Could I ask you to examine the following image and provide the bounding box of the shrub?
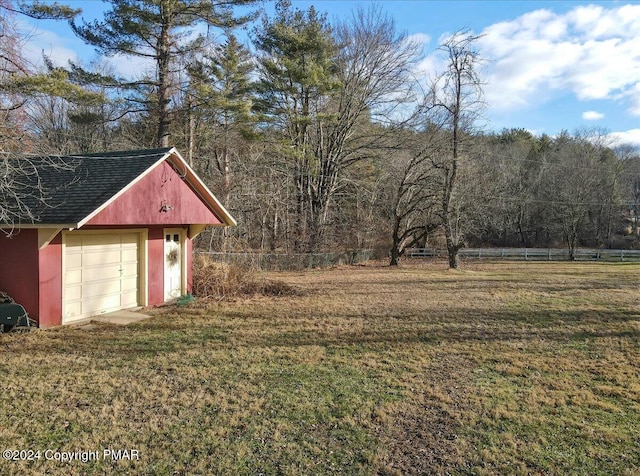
[192,255,298,299]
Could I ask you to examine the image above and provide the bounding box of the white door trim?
[163,228,186,300]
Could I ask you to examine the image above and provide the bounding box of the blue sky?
[18,0,640,146]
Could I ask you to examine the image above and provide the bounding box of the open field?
[1,260,639,475]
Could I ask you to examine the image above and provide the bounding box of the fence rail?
[197,248,640,270]
[406,248,640,261]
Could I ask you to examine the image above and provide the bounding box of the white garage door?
[63,232,140,323]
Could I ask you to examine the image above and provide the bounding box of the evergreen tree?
[187,33,255,206]
[254,0,340,251]
[65,0,257,147]
[255,2,418,252]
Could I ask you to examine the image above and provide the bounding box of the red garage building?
[0,147,235,328]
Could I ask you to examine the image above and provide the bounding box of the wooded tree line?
[2,0,640,267]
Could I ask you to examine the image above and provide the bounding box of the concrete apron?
[70,307,151,327]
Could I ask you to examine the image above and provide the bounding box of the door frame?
[163,228,187,300]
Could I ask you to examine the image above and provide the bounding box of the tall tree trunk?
[433,31,484,269]
[187,95,194,167]
[389,215,402,266]
[443,146,461,267]
[442,53,463,269]
[294,162,309,252]
[271,205,279,251]
[517,206,527,246]
[443,215,460,269]
[220,145,231,208]
[156,14,171,148]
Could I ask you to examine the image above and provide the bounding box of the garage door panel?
[121,290,138,308]
[65,302,82,319]
[65,284,82,302]
[66,269,82,285]
[122,248,138,262]
[121,275,138,290]
[120,263,138,277]
[83,250,121,267]
[81,234,117,246]
[63,232,141,324]
[83,280,122,299]
[84,263,123,281]
[120,233,138,244]
[83,295,121,315]
[66,252,82,269]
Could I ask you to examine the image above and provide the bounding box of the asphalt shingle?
[4,148,172,225]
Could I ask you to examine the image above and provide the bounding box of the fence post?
[525,248,528,261]
[548,248,551,261]
[621,250,625,262]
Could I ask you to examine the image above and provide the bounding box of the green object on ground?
[176,294,195,307]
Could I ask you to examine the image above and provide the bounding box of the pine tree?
[254,0,340,251]
[187,33,255,207]
[66,0,258,147]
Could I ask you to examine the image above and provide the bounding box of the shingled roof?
[4,147,235,228]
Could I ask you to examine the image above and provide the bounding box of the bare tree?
[543,130,620,259]
[0,0,31,152]
[0,1,78,230]
[0,155,80,234]
[255,2,419,251]
[428,30,485,268]
[386,127,442,265]
[474,129,551,246]
[618,145,640,242]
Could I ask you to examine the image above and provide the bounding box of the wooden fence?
[197,248,640,270]
[406,248,640,262]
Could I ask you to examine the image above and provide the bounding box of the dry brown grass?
[191,255,298,299]
[0,260,638,475]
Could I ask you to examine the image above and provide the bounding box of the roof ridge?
[63,147,174,159]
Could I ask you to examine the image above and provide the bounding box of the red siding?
[0,230,40,324]
[86,161,223,226]
[146,226,192,305]
[147,226,165,306]
[38,234,62,328]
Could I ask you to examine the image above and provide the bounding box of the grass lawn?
[1,260,639,475]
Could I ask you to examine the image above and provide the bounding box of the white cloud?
[17,20,82,69]
[476,4,640,115]
[568,4,640,40]
[625,83,640,116]
[608,129,640,147]
[17,18,156,79]
[582,110,604,121]
[406,33,431,47]
[17,13,223,81]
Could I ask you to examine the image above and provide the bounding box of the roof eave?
[0,223,77,229]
